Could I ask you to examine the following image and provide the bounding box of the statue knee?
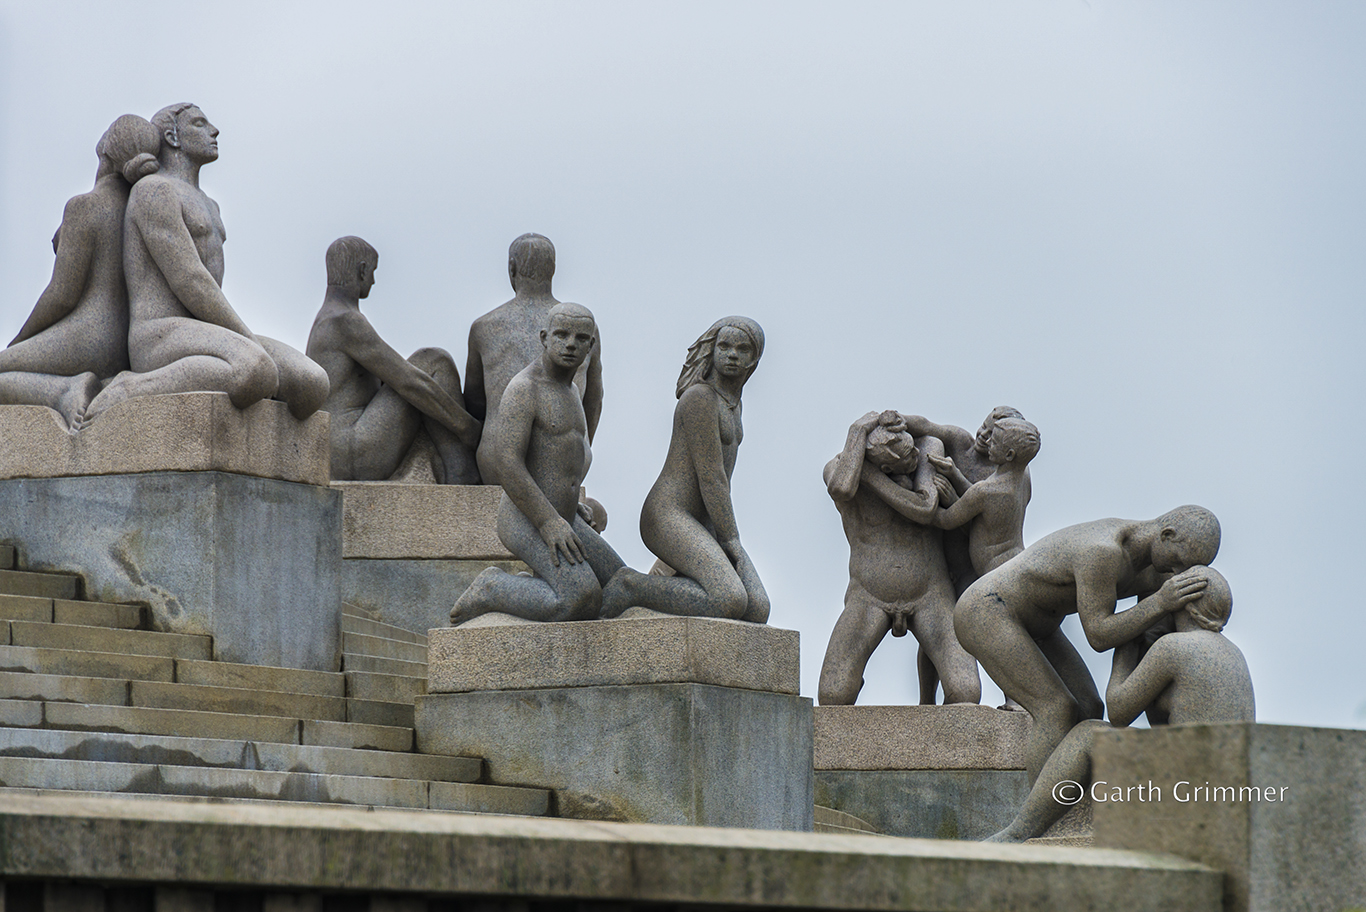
[285,356,329,420]
[715,587,749,621]
[1077,694,1105,722]
[817,665,860,705]
[408,346,458,381]
[559,577,604,621]
[227,346,279,409]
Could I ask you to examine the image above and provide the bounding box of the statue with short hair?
[0,114,161,426]
[955,504,1223,783]
[450,303,625,624]
[307,236,479,483]
[986,566,1254,842]
[816,409,981,705]
[81,103,328,425]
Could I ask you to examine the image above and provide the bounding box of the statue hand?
[719,537,745,565]
[576,500,595,525]
[539,516,585,566]
[1158,567,1209,612]
[855,411,881,430]
[933,474,957,505]
[928,453,955,474]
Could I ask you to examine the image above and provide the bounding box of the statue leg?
[450,497,605,624]
[407,347,479,485]
[916,647,940,705]
[986,719,1108,843]
[1037,629,1105,722]
[910,577,981,705]
[336,387,424,481]
[955,590,1079,784]
[258,336,329,420]
[0,306,128,379]
[0,371,100,427]
[816,583,891,705]
[621,505,748,619]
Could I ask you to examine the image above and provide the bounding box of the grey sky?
[2,2,1362,727]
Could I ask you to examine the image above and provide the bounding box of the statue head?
[974,405,1024,453]
[1183,566,1233,632]
[987,417,1040,467]
[865,411,919,475]
[95,115,160,184]
[539,302,597,371]
[675,316,765,399]
[151,103,218,165]
[326,236,379,298]
[1152,505,1222,573]
[508,233,556,289]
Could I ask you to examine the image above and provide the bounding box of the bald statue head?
[1153,505,1222,574]
[1183,566,1233,632]
[509,233,556,289]
[975,405,1025,454]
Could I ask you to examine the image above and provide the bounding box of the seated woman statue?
[986,565,1254,842]
[0,114,161,426]
[602,316,770,622]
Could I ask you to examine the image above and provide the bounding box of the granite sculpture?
[817,410,980,705]
[0,115,161,426]
[955,505,1222,782]
[307,236,480,483]
[987,566,1254,842]
[600,317,769,622]
[450,303,625,624]
[81,103,328,426]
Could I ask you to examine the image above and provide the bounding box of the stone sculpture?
[955,505,1222,783]
[450,303,625,624]
[987,566,1254,842]
[600,317,769,623]
[816,410,980,705]
[307,236,480,483]
[0,115,161,426]
[81,104,328,425]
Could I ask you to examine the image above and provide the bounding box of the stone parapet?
[428,614,800,694]
[815,704,1030,770]
[0,393,329,485]
[335,482,512,560]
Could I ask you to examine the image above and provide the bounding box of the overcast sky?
[2,2,1363,729]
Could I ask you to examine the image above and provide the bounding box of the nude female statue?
[601,316,770,622]
[0,114,161,425]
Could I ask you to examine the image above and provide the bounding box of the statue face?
[541,314,596,370]
[175,107,219,164]
[359,260,377,299]
[987,429,1013,465]
[974,414,997,453]
[1152,529,1209,574]
[868,431,918,475]
[713,326,757,379]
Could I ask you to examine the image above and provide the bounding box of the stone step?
[345,670,426,703]
[814,822,887,837]
[174,658,345,698]
[342,653,426,677]
[814,805,879,834]
[302,719,412,752]
[0,568,79,600]
[346,698,414,729]
[342,631,427,664]
[341,611,429,647]
[130,680,347,723]
[0,596,145,629]
[0,644,175,682]
[0,727,480,783]
[0,670,129,706]
[0,595,53,623]
[9,621,211,660]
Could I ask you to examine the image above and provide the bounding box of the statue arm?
[1076,555,1179,652]
[339,313,480,449]
[927,451,973,495]
[935,482,988,530]
[681,387,740,546]
[584,335,603,443]
[132,185,255,338]
[463,326,487,423]
[12,202,96,344]
[1106,638,1176,727]
[826,412,879,502]
[488,382,559,530]
[899,414,971,452]
[857,462,937,524]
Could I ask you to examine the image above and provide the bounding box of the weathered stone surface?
[1093,722,1366,912]
[0,394,329,485]
[11,622,211,660]
[346,699,414,729]
[0,698,43,726]
[336,483,511,559]
[173,659,344,699]
[429,616,799,694]
[814,705,1029,770]
[0,569,79,600]
[52,599,142,629]
[0,472,341,671]
[44,702,300,744]
[0,793,1224,911]
[0,671,127,706]
[0,595,51,622]
[0,644,174,682]
[428,781,551,816]
[343,631,427,664]
[344,671,425,703]
[341,558,524,635]
[416,683,813,831]
[816,769,1030,840]
[129,681,346,722]
[341,611,428,646]
[301,720,412,753]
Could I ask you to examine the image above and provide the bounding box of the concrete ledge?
[429,616,800,694]
[0,792,1223,911]
[0,393,329,486]
[816,769,1029,840]
[335,483,512,560]
[815,705,1030,770]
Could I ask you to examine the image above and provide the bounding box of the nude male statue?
[464,234,603,484]
[817,410,981,706]
[955,505,1222,783]
[307,236,480,483]
[82,103,328,424]
[987,566,1253,842]
[450,303,625,625]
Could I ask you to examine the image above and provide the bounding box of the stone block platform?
[417,615,813,831]
[813,705,1032,840]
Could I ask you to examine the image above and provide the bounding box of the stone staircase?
[814,804,882,835]
[0,545,551,816]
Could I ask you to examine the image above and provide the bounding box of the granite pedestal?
[416,615,813,831]
[336,482,526,633]
[1093,723,1366,912]
[813,705,1032,839]
[0,394,340,672]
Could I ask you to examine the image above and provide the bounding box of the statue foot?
[57,372,100,430]
[450,569,500,626]
[76,371,136,431]
[998,697,1027,712]
[600,567,647,619]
